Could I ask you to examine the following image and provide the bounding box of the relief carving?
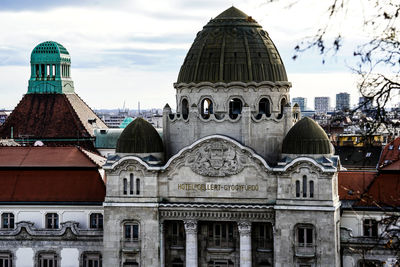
[186,141,247,177]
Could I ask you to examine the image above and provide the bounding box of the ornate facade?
[103,7,341,267]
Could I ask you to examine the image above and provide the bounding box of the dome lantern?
[28,41,74,94]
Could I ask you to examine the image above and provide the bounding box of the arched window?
[309,180,314,198]
[277,98,286,119]
[302,175,307,198]
[129,174,134,195]
[201,98,213,119]
[1,213,14,229]
[181,99,189,120]
[123,178,128,195]
[295,181,300,198]
[45,213,59,229]
[90,213,103,229]
[229,98,242,119]
[136,179,140,195]
[258,98,271,117]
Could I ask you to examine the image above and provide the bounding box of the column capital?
[238,221,252,236]
[183,219,198,234]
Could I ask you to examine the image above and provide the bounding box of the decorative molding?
[173,81,291,90]
[0,221,103,240]
[183,220,198,234]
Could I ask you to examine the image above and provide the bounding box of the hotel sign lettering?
[178,183,259,192]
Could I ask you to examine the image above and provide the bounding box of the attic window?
[100,130,107,134]
[398,145,400,150]
[366,152,372,157]
[389,145,394,150]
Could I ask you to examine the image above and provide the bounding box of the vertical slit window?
[181,99,189,120]
[136,179,140,195]
[309,181,314,198]
[129,174,134,195]
[302,176,307,197]
[123,178,127,195]
[295,181,300,197]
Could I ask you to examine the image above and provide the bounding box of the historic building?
[0,41,107,151]
[0,6,399,267]
[103,7,341,267]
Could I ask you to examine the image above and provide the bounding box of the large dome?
[177,7,288,84]
[116,118,163,154]
[282,117,332,155]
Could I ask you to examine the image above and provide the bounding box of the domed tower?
[163,6,292,163]
[28,41,74,94]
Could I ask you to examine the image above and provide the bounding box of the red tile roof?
[0,147,99,168]
[357,173,400,207]
[338,171,377,200]
[378,136,400,169]
[0,94,107,151]
[0,169,105,202]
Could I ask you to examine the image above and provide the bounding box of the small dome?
[282,117,332,154]
[31,41,70,63]
[116,118,163,153]
[177,6,287,84]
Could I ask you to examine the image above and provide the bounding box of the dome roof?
[116,118,163,154]
[282,117,332,154]
[177,6,287,84]
[31,41,70,63]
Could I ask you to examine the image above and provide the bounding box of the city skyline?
[0,0,396,110]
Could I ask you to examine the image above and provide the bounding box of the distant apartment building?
[336,92,350,111]
[314,97,330,114]
[358,96,373,111]
[292,97,307,111]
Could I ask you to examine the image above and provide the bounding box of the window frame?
[37,251,59,267]
[228,98,243,119]
[296,225,315,247]
[89,213,103,230]
[0,252,13,267]
[81,252,102,267]
[258,97,271,117]
[363,219,378,237]
[1,213,14,229]
[45,213,59,229]
[124,222,140,242]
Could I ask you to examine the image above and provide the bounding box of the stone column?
[238,221,252,267]
[160,222,165,267]
[183,219,198,267]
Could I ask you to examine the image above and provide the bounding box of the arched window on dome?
[229,98,242,119]
[201,98,213,119]
[181,98,189,120]
[277,98,287,119]
[258,98,271,117]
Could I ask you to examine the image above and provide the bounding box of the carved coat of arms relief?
[186,140,247,177]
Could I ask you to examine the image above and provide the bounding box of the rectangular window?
[302,176,307,197]
[90,213,103,229]
[38,253,57,267]
[298,227,313,246]
[296,181,300,197]
[0,253,12,267]
[129,175,134,195]
[46,213,59,229]
[1,213,14,229]
[123,178,127,195]
[363,219,378,237]
[309,181,314,198]
[83,253,102,267]
[124,223,139,241]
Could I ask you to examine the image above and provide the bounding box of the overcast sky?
[0,0,395,110]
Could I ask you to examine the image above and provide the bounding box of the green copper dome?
[116,118,164,153]
[31,41,70,64]
[177,6,288,84]
[282,117,332,154]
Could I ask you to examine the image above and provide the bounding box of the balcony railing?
[121,239,141,253]
[294,244,316,257]
[254,238,273,251]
